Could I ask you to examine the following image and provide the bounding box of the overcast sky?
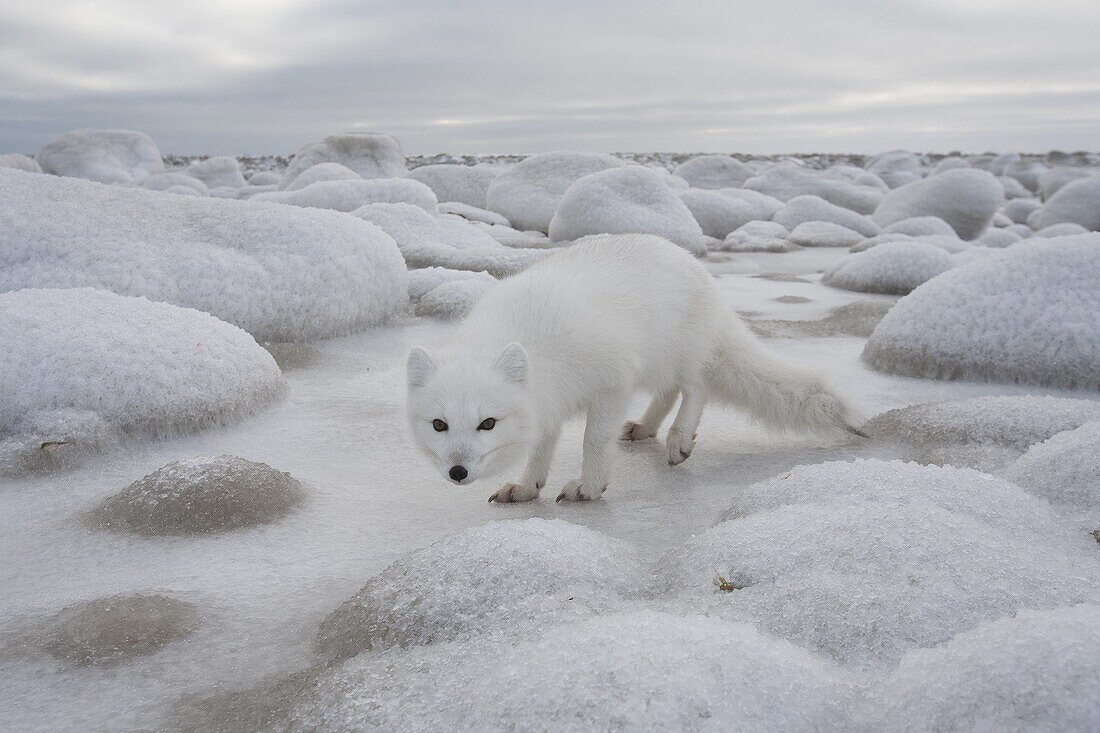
[2,0,1098,156]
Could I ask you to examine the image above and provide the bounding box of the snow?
[0,168,409,342]
[864,150,923,188]
[1033,222,1090,237]
[863,235,1100,389]
[882,215,956,237]
[484,151,622,232]
[0,153,42,172]
[36,129,164,184]
[744,163,883,214]
[1002,197,1042,223]
[415,278,495,319]
[932,156,969,174]
[873,169,1003,240]
[184,156,246,189]
[1002,159,1047,192]
[282,161,361,191]
[141,171,209,195]
[548,166,706,255]
[787,221,864,247]
[1006,421,1100,513]
[721,220,794,252]
[677,188,762,238]
[246,170,282,186]
[408,163,498,208]
[1039,166,1092,201]
[281,132,405,188]
[772,195,881,237]
[977,228,1022,248]
[822,241,955,295]
[407,266,495,304]
[998,175,1031,199]
[0,289,284,477]
[253,177,438,213]
[1033,174,1100,231]
[438,200,510,226]
[672,154,755,189]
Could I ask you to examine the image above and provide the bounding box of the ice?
[672,154,755,188]
[823,241,955,295]
[1039,166,1093,201]
[253,177,438,213]
[744,163,884,214]
[746,300,893,339]
[864,150,923,188]
[184,156,246,189]
[280,132,405,188]
[863,235,1100,389]
[1033,174,1100,230]
[548,167,706,255]
[882,215,956,237]
[141,172,209,196]
[408,163,498,208]
[282,162,361,191]
[787,221,864,247]
[0,168,408,342]
[867,605,1100,732]
[36,128,164,184]
[1006,421,1100,513]
[315,518,645,660]
[0,153,42,172]
[873,169,1003,240]
[772,195,881,236]
[415,279,494,319]
[484,151,622,232]
[678,188,762,238]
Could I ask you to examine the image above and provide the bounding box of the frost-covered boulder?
[316,519,644,660]
[253,178,437,213]
[787,221,864,248]
[1002,197,1042,224]
[882,215,956,238]
[484,151,622,232]
[1033,222,1089,238]
[715,187,784,219]
[140,171,209,196]
[672,154,754,189]
[0,153,41,173]
[721,221,794,252]
[36,128,164,184]
[408,164,497,208]
[863,236,1100,389]
[865,150,923,188]
[1039,166,1092,201]
[772,195,880,237]
[676,188,761,238]
[873,169,1002,240]
[0,168,408,341]
[415,279,495,320]
[247,170,282,186]
[184,156,246,189]
[869,606,1100,732]
[281,132,405,188]
[1002,160,1047,192]
[282,162,360,191]
[932,156,969,174]
[0,289,283,476]
[1006,421,1100,512]
[998,175,1031,200]
[1032,174,1100,231]
[548,167,705,255]
[439,201,510,227]
[977,228,1022,248]
[408,267,495,304]
[91,455,302,535]
[744,163,883,214]
[822,241,955,295]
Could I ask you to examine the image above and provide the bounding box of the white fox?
[406,234,863,503]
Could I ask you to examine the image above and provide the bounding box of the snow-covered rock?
[141,172,209,196]
[1033,222,1090,237]
[677,188,761,238]
[415,279,495,320]
[246,170,282,186]
[932,156,969,175]
[281,132,405,188]
[1032,174,1100,231]
[1002,197,1042,224]
[822,241,954,295]
[873,169,1002,240]
[548,167,705,255]
[744,163,883,214]
[865,150,923,188]
[408,164,498,208]
[787,221,864,247]
[438,201,510,226]
[998,175,1031,200]
[721,220,794,252]
[977,228,1022,248]
[0,168,408,342]
[715,187,784,219]
[0,153,41,173]
[863,235,1100,389]
[882,215,956,238]
[184,156,246,189]
[253,178,438,213]
[36,129,164,184]
[1006,421,1100,512]
[772,195,880,237]
[484,151,622,232]
[1002,159,1047,192]
[282,162,361,191]
[1039,166,1092,201]
[672,154,754,189]
[407,267,495,304]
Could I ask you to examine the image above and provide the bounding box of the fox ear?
[494,342,528,385]
[407,347,435,388]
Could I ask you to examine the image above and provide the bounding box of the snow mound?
[548,167,705,255]
[1000,199,1040,224]
[281,132,405,188]
[657,502,1099,666]
[999,175,1031,200]
[744,163,883,214]
[787,221,864,247]
[1002,159,1047,192]
[141,172,208,196]
[0,168,408,341]
[672,154,754,189]
[1033,222,1089,237]
[823,241,954,295]
[865,150,923,188]
[0,153,42,172]
[37,594,199,667]
[1033,174,1100,231]
[484,151,622,232]
[677,188,762,238]
[863,236,1100,389]
[873,169,1002,240]
[315,518,644,661]
[772,195,880,237]
[247,171,282,186]
[184,156,246,189]
[932,156,969,174]
[91,455,302,535]
[282,162,360,191]
[1006,421,1100,512]
[36,128,164,184]
[0,289,283,476]
[254,178,437,213]
[721,220,794,252]
[716,187,784,218]
[438,201,510,226]
[882,215,956,237]
[977,228,1022,248]
[1039,166,1092,201]
[416,279,495,319]
[407,267,495,303]
[408,164,497,208]
[869,605,1100,732]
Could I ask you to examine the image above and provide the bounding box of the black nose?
[449,465,468,482]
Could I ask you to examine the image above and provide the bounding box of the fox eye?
[432,419,448,432]
[477,418,496,431]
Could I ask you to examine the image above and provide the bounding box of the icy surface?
[823,241,955,295]
[0,168,408,341]
[36,128,164,184]
[672,154,755,189]
[281,132,405,188]
[873,169,1002,240]
[1006,421,1100,513]
[408,163,498,208]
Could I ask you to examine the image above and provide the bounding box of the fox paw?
[555,479,606,502]
[489,483,539,503]
[621,420,657,441]
[666,429,696,466]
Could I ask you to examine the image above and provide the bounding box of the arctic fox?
[406,234,863,503]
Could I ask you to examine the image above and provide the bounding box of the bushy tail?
[705,314,867,437]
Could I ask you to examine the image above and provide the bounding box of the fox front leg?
[489,426,561,503]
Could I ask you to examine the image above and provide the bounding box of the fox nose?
[449,465,468,482]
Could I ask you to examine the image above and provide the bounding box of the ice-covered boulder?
[932,156,969,174]
[415,279,495,320]
[0,153,41,173]
[484,151,622,232]
[1002,197,1042,224]
[822,241,954,295]
[865,150,923,188]
[672,154,754,189]
[408,164,498,208]
[977,228,1022,248]
[141,171,208,196]
[772,195,880,237]
[91,455,303,535]
[438,201,510,226]
[1033,222,1089,238]
[715,187,784,219]
[0,289,283,476]
[721,220,794,252]
[407,267,495,304]
[0,168,407,341]
[253,178,437,213]
[1002,159,1047,192]
[316,519,644,660]
[36,128,164,184]
[1032,174,1100,231]
[677,188,761,238]
[998,175,1031,200]
[882,215,956,238]
[281,132,405,188]
[873,169,1002,240]
[282,162,360,191]
[548,167,705,255]
[246,170,282,186]
[863,235,1100,389]
[1006,421,1100,513]
[868,606,1100,732]
[1039,166,1092,201]
[786,221,862,247]
[744,163,883,214]
[184,156,246,189]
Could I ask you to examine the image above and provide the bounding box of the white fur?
[406,234,861,502]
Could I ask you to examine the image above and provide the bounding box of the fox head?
[405,342,532,485]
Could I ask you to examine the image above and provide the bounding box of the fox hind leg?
[667,382,706,466]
